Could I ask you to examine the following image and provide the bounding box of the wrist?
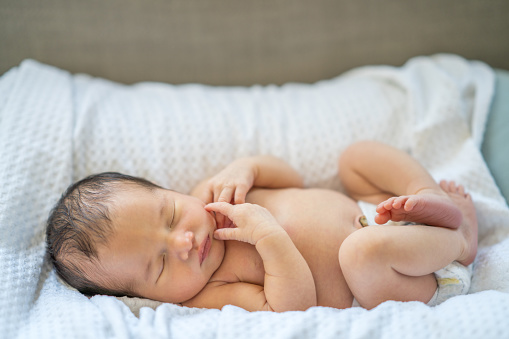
[232,157,258,183]
[255,228,293,258]
[239,157,259,184]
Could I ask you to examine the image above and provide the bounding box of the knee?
[338,141,381,194]
[338,142,364,173]
[339,141,381,165]
[339,228,389,277]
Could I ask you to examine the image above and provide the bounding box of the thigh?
[347,263,437,309]
[339,226,439,309]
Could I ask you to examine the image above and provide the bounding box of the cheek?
[168,274,209,303]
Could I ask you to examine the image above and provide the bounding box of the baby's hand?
[203,159,256,204]
[205,202,285,245]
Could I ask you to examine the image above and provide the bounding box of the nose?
[171,231,194,261]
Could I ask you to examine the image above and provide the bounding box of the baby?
[46,141,478,311]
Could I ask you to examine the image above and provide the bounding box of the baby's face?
[94,186,225,303]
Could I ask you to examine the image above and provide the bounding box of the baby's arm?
[205,202,316,312]
[192,156,303,204]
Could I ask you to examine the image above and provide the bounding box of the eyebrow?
[159,195,166,220]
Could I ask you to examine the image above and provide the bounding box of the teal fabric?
[482,69,509,204]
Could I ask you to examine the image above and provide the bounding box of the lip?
[199,235,211,265]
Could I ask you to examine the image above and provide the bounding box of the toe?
[376,203,386,214]
[403,197,417,211]
[440,180,449,192]
[384,197,397,210]
[392,197,404,209]
[395,196,411,210]
[375,212,390,224]
[448,181,457,192]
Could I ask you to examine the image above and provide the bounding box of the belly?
[247,188,363,308]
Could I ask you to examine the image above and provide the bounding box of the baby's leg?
[339,182,477,309]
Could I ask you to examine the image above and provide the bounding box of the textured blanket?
[1,55,508,338]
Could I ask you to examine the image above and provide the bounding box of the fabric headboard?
[1,0,508,85]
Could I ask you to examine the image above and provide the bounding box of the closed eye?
[168,200,176,228]
[156,254,165,282]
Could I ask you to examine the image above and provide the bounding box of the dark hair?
[46,172,162,297]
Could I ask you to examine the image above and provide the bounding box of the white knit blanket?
[1,55,508,338]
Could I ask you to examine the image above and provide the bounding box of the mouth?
[199,234,211,266]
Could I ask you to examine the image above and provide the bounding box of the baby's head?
[46,172,224,303]
[46,172,162,297]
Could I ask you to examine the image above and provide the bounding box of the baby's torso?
[211,187,363,309]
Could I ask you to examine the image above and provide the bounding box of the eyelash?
[158,254,165,281]
[159,200,174,281]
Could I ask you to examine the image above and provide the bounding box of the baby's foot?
[440,181,478,266]
[375,184,462,228]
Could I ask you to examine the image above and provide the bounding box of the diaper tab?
[359,215,369,227]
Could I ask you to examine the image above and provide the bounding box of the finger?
[234,185,249,204]
[216,212,226,229]
[213,186,221,203]
[218,186,234,203]
[214,228,238,241]
[223,216,235,228]
[205,202,234,217]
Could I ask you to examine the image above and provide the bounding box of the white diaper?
[357,200,379,226]
[426,261,472,306]
[352,201,472,307]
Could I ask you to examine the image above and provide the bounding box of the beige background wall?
[1,0,508,85]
